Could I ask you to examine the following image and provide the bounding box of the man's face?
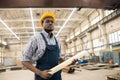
[42,17,54,32]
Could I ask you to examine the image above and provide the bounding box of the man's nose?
[49,21,53,25]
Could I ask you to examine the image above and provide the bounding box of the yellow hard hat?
[40,13,56,27]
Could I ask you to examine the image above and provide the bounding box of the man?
[22,13,63,80]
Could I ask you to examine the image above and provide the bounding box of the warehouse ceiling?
[0,8,95,45]
[0,0,120,46]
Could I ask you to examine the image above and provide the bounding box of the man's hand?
[22,61,52,79]
[37,70,52,79]
[59,58,65,63]
[70,59,78,65]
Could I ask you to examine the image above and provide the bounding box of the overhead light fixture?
[56,8,76,37]
[29,8,35,35]
[0,19,20,40]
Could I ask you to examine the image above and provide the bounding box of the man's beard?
[44,29,53,33]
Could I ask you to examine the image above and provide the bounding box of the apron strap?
[40,33,48,45]
[54,36,58,46]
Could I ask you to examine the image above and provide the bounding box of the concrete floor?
[0,68,120,80]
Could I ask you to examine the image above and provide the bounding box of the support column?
[66,42,70,55]
[0,36,3,64]
[68,42,72,55]
[86,32,94,53]
[73,29,77,54]
[78,38,84,51]
[60,41,66,54]
[0,47,1,64]
[72,40,77,54]
[98,24,109,48]
[20,39,23,54]
[98,9,105,18]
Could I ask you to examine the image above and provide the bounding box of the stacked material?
[0,67,6,72]
[0,64,6,72]
[107,72,120,80]
[62,66,75,73]
[0,66,24,72]
[82,63,119,70]
[62,64,81,73]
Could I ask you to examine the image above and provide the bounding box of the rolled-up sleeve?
[21,36,37,63]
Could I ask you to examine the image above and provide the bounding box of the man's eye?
[51,21,53,23]
[46,20,54,23]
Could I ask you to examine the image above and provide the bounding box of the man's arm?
[22,61,52,79]
[22,36,52,79]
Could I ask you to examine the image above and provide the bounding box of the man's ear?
[41,21,44,26]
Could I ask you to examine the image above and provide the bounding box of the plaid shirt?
[22,30,61,63]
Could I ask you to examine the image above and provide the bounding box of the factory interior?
[0,0,120,80]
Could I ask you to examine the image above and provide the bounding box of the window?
[109,31,119,43]
[91,16,102,25]
[118,30,120,41]
[82,24,89,31]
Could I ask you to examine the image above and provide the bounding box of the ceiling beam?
[0,8,74,11]
[0,26,73,30]
[0,0,119,9]
[0,29,70,35]
[3,19,83,22]
[8,41,28,45]
[7,37,67,45]
[2,32,68,38]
